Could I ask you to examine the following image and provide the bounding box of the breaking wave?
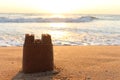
[0,16,98,23]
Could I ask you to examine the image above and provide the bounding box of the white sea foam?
[0,13,120,46]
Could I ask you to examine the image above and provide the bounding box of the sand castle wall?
[23,34,53,73]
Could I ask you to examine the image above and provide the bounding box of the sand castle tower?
[23,34,53,73]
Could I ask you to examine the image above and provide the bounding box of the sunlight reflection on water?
[49,23,67,28]
[0,19,120,46]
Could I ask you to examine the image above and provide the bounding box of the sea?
[0,13,120,46]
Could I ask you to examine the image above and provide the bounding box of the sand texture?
[0,46,120,80]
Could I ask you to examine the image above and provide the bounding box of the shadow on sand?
[12,70,60,80]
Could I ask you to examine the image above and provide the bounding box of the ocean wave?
[0,16,97,23]
[0,13,120,23]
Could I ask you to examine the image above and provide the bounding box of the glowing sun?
[25,0,81,14]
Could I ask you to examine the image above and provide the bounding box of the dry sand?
[0,46,120,80]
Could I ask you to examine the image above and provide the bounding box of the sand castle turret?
[23,34,53,73]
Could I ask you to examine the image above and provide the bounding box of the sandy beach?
[0,46,120,80]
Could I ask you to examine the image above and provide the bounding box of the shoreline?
[0,46,120,80]
[0,45,120,47]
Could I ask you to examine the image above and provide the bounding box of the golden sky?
[0,0,120,14]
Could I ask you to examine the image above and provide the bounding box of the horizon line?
[0,12,120,15]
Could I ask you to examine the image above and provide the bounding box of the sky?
[0,0,120,14]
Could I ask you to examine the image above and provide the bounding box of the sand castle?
[23,34,53,73]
